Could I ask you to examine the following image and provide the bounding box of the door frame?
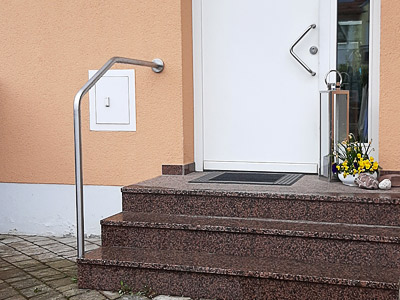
[192,0,380,172]
[369,0,381,163]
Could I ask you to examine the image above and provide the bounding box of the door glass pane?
[337,0,370,142]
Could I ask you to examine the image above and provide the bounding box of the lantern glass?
[319,89,349,181]
[334,92,349,148]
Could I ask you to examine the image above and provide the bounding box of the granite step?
[77,246,399,300]
[101,212,400,268]
[122,185,400,226]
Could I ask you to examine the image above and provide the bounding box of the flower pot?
[338,173,359,186]
[338,172,377,187]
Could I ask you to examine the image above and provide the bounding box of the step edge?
[78,256,398,291]
[122,185,400,205]
[100,218,400,244]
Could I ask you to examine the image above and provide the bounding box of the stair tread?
[102,212,400,243]
[122,184,400,227]
[122,181,400,205]
[80,246,399,290]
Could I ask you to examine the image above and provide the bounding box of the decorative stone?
[355,173,379,190]
[379,174,400,187]
[379,179,392,190]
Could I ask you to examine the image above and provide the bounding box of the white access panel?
[89,69,136,131]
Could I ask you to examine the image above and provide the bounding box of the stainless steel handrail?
[290,24,317,76]
[73,56,164,259]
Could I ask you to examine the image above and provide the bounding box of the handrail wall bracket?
[73,57,164,259]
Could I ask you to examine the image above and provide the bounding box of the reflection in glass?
[337,0,370,142]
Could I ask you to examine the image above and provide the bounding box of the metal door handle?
[290,24,316,76]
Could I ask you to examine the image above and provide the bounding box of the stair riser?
[122,192,400,226]
[102,225,400,268]
[78,263,397,300]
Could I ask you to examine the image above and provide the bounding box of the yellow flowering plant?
[332,133,379,178]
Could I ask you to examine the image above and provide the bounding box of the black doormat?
[189,172,303,186]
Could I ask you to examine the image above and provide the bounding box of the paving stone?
[3,295,27,300]
[84,240,97,246]
[64,288,91,298]
[0,265,16,272]
[120,295,149,300]
[45,259,76,269]
[41,272,68,282]
[54,237,77,244]
[0,286,19,299]
[56,283,87,297]
[153,296,191,300]
[47,276,76,289]
[7,241,35,249]
[29,268,63,279]
[59,250,77,258]
[22,236,53,242]
[13,235,31,239]
[58,263,77,272]
[39,257,63,265]
[0,237,24,244]
[69,290,107,300]
[59,266,77,277]
[0,258,13,268]
[29,290,66,300]
[0,245,20,257]
[20,284,52,298]
[0,281,8,290]
[19,246,49,256]
[90,240,102,246]
[32,240,59,246]
[13,259,42,269]
[86,239,101,244]
[55,283,76,291]
[42,243,74,253]
[67,255,77,261]
[83,244,100,251]
[87,235,101,240]
[0,268,26,280]
[30,251,60,261]
[9,277,42,290]
[0,262,14,269]
[23,263,49,272]
[2,254,31,263]
[4,274,32,284]
[63,243,78,250]
[101,290,122,299]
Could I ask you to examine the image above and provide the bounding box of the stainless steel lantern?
[319,70,349,181]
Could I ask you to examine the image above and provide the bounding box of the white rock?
[379,179,392,190]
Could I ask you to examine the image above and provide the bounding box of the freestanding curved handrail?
[73,57,164,258]
[290,24,317,76]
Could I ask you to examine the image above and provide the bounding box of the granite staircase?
[77,183,400,299]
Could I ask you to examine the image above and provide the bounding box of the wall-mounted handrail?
[73,56,164,259]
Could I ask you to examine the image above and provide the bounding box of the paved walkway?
[0,234,191,300]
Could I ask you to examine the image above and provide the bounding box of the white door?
[197,0,335,173]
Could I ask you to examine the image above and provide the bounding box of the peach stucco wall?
[1,0,399,188]
[380,0,400,171]
[0,0,193,186]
